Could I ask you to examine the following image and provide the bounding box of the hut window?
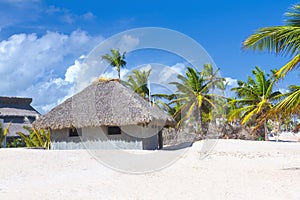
[108,126,121,135]
[69,128,81,137]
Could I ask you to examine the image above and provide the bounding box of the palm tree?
[228,67,281,140]
[243,3,300,78]
[169,66,216,135]
[102,49,126,80]
[201,63,226,121]
[243,4,300,124]
[201,63,225,91]
[124,69,151,100]
[0,123,10,148]
[152,93,182,122]
[273,85,300,116]
[265,85,300,134]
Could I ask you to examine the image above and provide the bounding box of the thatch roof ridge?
[33,80,175,130]
[0,96,32,105]
[0,96,40,117]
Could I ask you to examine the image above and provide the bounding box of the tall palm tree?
[102,49,126,80]
[170,66,215,135]
[228,67,281,140]
[201,63,226,121]
[124,69,151,100]
[201,63,225,91]
[243,3,300,78]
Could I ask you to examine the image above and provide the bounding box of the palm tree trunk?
[277,117,282,133]
[117,66,121,80]
[277,118,281,142]
[198,110,203,138]
[264,119,268,141]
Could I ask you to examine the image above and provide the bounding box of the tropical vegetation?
[97,4,300,141]
[123,68,152,100]
[228,67,281,140]
[0,123,11,148]
[151,65,224,137]
[243,4,300,79]
[17,126,51,149]
[102,49,126,80]
[243,3,300,120]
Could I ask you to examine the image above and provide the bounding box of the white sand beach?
[0,139,299,200]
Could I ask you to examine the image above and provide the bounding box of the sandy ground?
[0,139,300,200]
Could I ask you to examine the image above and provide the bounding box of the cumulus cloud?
[0,31,143,113]
[122,62,186,96]
[223,77,238,97]
[21,56,90,113]
[224,77,238,87]
[0,30,103,113]
[74,34,141,91]
[65,60,82,83]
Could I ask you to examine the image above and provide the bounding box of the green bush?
[17,126,51,149]
[6,138,26,148]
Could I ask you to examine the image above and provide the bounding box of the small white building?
[33,79,175,150]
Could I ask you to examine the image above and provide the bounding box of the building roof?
[0,97,39,117]
[33,80,175,130]
[0,96,40,137]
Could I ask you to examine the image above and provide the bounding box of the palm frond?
[285,4,300,26]
[243,26,300,57]
[273,85,300,114]
[274,54,300,78]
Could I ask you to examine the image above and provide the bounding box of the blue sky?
[0,0,299,113]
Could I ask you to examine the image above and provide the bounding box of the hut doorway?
[158,130,163,149]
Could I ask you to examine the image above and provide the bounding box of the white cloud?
[279,88,289,94]
[117,35,140,53]
[224,77,238,98]
[45,5,96,24]
[0,30,103,113]
[225,77,238,87]
[99,68,130,82]
[22,57,89,113]
[82,12,95,20]
[224,77,238,87]
[122,62,186,95]
[65,60,81,83]
[160,63,185,81]
[74,34,141,92]
[0,0,41,30]
[138,64,152,72]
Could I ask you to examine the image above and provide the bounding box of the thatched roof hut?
[0,97,40,137]
[33,80,175,130]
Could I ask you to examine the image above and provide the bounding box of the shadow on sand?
[162,142,193,150]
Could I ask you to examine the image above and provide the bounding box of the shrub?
[17,126,51,149]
